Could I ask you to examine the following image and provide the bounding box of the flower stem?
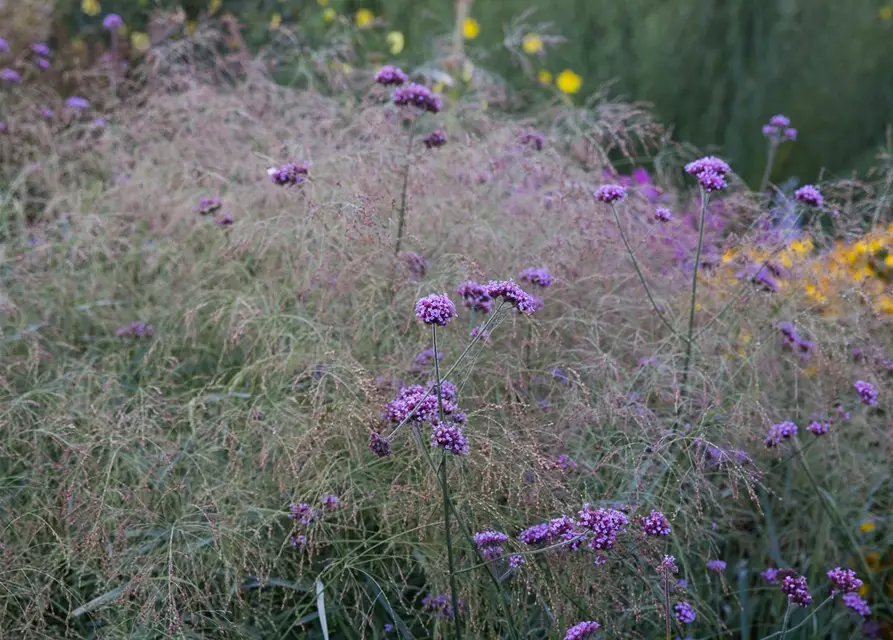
[394,130,415,256]
[759,140,778,194]
[663,574,672,640]
[760,597,833,640]
[679,189,709,399]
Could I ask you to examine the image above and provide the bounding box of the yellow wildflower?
[779,253,793,269]
[386,31,405,55]
[556,69,582,95]
[860,521,877,534]
[355,9,374,29]
[878,296,893,315]
[867,551,881,570]
[463,17,480,40]
[858,583,870,597]
[721,248,737,263]
[81,0,101,16]
[323,8,336,23]
[130,31,150,52]
[522,33,544,54]
[881,5,893,20]
[318,0,329,5]
[790,238,812,255]
[433,81,444,93]
[209,0,222,14]
[269,13,282,30]
[538,69,552,85]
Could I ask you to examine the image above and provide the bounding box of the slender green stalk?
[609,203,682,338]
[394,130,415,256]
[663,573,672,640]
[679,189,709,397]
[759,140,778,194]
[760,597,833,640]
[432,325,462,640]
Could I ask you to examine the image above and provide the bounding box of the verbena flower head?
[655,207,672,222]
[375,65,407,86]
[0,68,21,83]
[36,58,50,70]
[765,421,798,447]
[674,602,696,624]
[807,421,830,436]
[423,129,447,149]
[795,185,823,207]
[321,494,340,509]
[843,592,871,617]
[764,115,796,143]
[697,169,728,192]
[401,251,429,280]
[369,432,392,457]
[414,347,444,368]
[780,572,812,606]
[641,510,671,536]
[518,522,553,545]
[0,37,9,53]
[769,114,791,128]
[431,421,469,455]
[469,325,489,340]
[762,567,779,583]
[103,14,124,30]
[456,280,493,312]
[553,454,578,471]
[392,83,442,113]
[384,385,446,424]
[290,533,307,548]
[485,279,539,314]
[707,559,727,573]
[577,505,628,550]
[685,156,731,191]
[194,196,222,215]
[436,379,458,403]
[828,568,863,594]
[508,554,525,569]
[474,530,508,559]
[267,161,309,186]
[658,555,678,575]
[518,267,553,288]
[65,96,90,110]
[31,43,51,57]
[421,593,464,619]
[415,293,457,326]
[594,184,627,203]
[520,128,545,151]
[564,621,601,640]
[116,320,154,338]
[854,380,878,406]
[215,213,234,226]
[289,502,316,526]
[785,128,798,141]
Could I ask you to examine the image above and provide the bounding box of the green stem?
[394,131,415,256]
[759,140,778,194]
[760,597,833,640]
[609,203,682,338]
[663,574,671,640]
[679,189,709,399]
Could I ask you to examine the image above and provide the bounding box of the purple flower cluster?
[518,515,579,547]
[658,555,678,575]
[777,321,815,358]
[577,505,628,550]
[473,530,509,560]
[65,96,90,110]
[321,494,340,509]
[415,293,457,326]
[1,68,21,83]
[508,554,525,568]
[684,155,731,192]
[641,510,671,537]
[762,568,779,583]
[103,14,124,30]
[392,83,442,113]
[414,347,444,368]
[289,502,316,526]
[401,251,429,280]
[781,572,812,606]
[827,567,863,594]
[655,207,672,222]
[216,213,234,227]
[423,129,447,149]
[564,621,601,640]
[794,185,823,208]
[553,454,578,471]
[31,43,51,57]
[375,65,407,86]
[843,592,871,617]
[421,593,464,619]
[707,559,727,573]
[195,196,223,215]
[763,114,797,143]
[485,279,539,314]
[456,281,493,313]
[520,128,545,151]
[116,320,154,338]
[765,421,798,447]
[384,384,459,424]
[369,432,392,457]
[431,420,469,455]
[807,421,830,436]
[594,184,627,203]
[267,161,310,186]
[674,602,697,624]
[518,267,553,288]
[854,380,878,406]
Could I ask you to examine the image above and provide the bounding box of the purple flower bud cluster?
[684,155,731,192]
[369,432,392,457]
[392,83,442,113]
[641,510,671,536]
[375,65,407,86]
[520,128,545,151]
[780,572,812,606]
[854,380,878,406]
[827,567,863,595]
[421,593,464,619]
[762,567,779,583]
[456,281,493,313]
[414,347,444,368]
[31,43,51,57]
[707,559,727,573]
[289,502,317,526]
[1,68,22,83]
[195,196,223,215]
[658,555,679,576]
[553,454,578,471]
[518,267,553,288]
[763,114,797,143]
[383,384,459,424]
[65,96,90,110]
[764,421,798,448]
[736,263,779,293]
[807,421,830,435]
[215,213,234,226]
[103,14,124,30]
[674,601,697,624]
[431,420,469,455]
[577,505,628,551]
[843,592,871,617]
[267,161,310,186]
[415,293,457,326]
[485,279,539,314]
[321,494,340,509]
[423,129,447,149]
[794,185,823,207]
[518,515,580,547]
[473,529,509,560]
[655,207,672,222]
[563,621,601,640]
[116,320,154,338]
[508,554,525,568]
[777,321,815,358]
[593,184,627,203]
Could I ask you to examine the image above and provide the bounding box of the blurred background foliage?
[6,0,893,186]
